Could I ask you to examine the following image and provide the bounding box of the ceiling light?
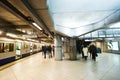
[22,30,26,33]
[6,33,17,38]
[85,39,95,41]
[32,40,35,41]
[15,40,22,42]
[0,37,14,41]
[0,31,3,35]
[32,22,42,30]
[27,31,32,34]
[48,35,51,37]
[27,38,31,41]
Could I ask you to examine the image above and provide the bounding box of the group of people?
[42,45,54,59]
[41,43,98,60]
[82,43,98,61]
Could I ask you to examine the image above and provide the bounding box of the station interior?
[0,0,120,80]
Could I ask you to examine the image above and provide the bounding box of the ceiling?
[0,0,54,43]
[0,0,120,42]
[47,0,120,37]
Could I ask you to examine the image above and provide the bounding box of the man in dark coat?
[43,46,47,58]
[88,44,97,61]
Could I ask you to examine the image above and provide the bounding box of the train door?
[16,42,22,59]
[30,42,33,54]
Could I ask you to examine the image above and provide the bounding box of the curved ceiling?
[47,0,120,37]
[0,0,120,41]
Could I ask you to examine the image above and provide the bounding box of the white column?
[54,35,62,60]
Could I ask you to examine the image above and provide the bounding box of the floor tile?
[0,52,120,80]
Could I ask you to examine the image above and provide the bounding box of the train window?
[4,43,9,52]
[24,44,29,49]
[33,44,37,49]
[0,43,4,53]
[9,43,14,52]
[0,43,14,53]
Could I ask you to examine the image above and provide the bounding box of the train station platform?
[0,53,120,80]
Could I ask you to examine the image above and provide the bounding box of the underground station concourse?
[0,0,120,80]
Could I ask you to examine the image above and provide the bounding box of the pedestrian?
[43,45,47,59]
[48,45,52,58]
[89,44,97,61]
[82,45,88,60]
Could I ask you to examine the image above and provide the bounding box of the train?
[0,37,45,66]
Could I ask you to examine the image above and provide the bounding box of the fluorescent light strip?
[0,31,2,34]
[0,38,14,41]
[6,33,17,38]
[32,22,42,30]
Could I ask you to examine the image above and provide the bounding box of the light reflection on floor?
[0,53,120,80]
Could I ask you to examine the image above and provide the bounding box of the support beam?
[21,0,53,38]
[0,0,28,21]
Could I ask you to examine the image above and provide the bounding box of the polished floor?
[0,53,120,80]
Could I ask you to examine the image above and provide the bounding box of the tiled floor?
[0,53,120,80]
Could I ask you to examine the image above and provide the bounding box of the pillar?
[69,38,77,60]
[54,35,62,60]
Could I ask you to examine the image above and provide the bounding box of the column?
[69,38,77,60]
[54,35,62,60]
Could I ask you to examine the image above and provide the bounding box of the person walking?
[43,45,47,59]
[82,45,88,60]
[89,44,97,61]
[48,45,52,58]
